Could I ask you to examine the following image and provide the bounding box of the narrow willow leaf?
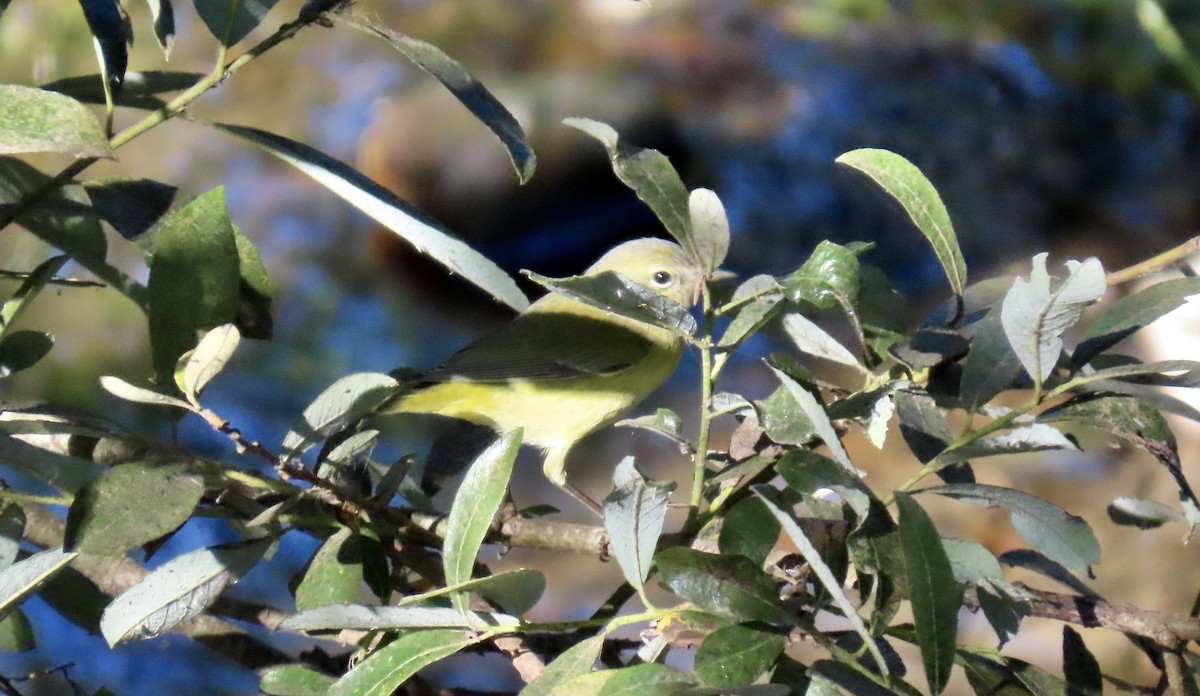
[193,0,279,46]
[181,324,240,399]
[282,605,517,631]
[99,376,192,409]
[894,387,953,464]
[923,484,1100,573]
[976,585,1027,648]
[1107,496,1181,529]
[595,663,694,695]
[443,430,520,614]
[895,493,960,695]
[942,423,1077,463]
[615,408,686,448]
[145,0,175,56]
[0,84,113,159]
[294,528,364,611]
[100,540,267,645]
[1061,626,1102,693]
[0,433,104,493]
[1075,276,1200,367]
[1000,253,1105,385]
[603,457,674,591]
[43,71,203,110]
[260,665,336,696]
[688,188,730,274]
[146,188,241,386]
[753,487,888,677]
[998,549,1099,598]
[718,294,781,348]
[0,609,34,652]
[695,623,786,688]
[1070,359,1200,387]
[960,306,1023,412]
[327,629,479,696]
[280,373,399,461]
[78,0,127,88]
[65,463,204,555]
[83,177,181,241]
[0,504,24,571]
[525,270,696,335]
[655,547,791,625]
[718,496,780,567]
[836,149,966,306]
[214,123,528,311]
[0,255,67,335]
[340,16,535,184]
[940,537,1002,586]
[780,313,859,368]
[521,633,605,696]
[564,118,695,258]
[396,568,545,616]
[0,548,77,622]
[770,368,853,471]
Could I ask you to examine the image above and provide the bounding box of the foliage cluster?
[2,1,1200,695]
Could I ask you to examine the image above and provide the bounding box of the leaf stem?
[1106,234,1200,287]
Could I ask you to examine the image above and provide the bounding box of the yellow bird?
[383,238,705,513]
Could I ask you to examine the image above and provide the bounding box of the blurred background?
[2,0,1200,692]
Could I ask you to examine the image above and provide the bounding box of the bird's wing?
[421,310,657,383]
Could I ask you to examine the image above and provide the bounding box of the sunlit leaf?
[603,457,673,592]
[260,665,336,696]
[180,324,240,399]
[688,188,730,274]
[99,375,192,410]
[294,528,364,611]
[655,547,790,625]
[65,463,204,555]
[282,605,517,631]
[770,368,853,471]
[695,623,786,688]
[718,497,779,567]
[525,270,696,335]
[43,71,203,110]
[895,493,960,695]
[521,634,605,696]
[0,548,77,623]
[1076,273,1200,368]
[280,373,399,461]
[327,629,479,696]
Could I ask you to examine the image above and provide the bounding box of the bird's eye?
[651,270,673,286]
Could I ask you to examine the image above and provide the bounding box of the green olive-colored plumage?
[384,238,704,511]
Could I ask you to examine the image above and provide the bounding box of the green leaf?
[0,432,104,493]
[770,368,854,471]
[37,566,109,632]
[756,385,817,446]
[294,528,364,611]
[282,605,517,631]
[836,148,966,309]
[100,539,268,645]
[232,224,274,339]
[888,328,968,371]
[893,387,953,465]
[443,430,520,614]
[717,293,782,348]
[775,450,872,527]
[65,463,204,555]
[1107,496,1181,528]
[695,623,786,688]
[0,85,113,159]
[214,123,528,311]
[780,313,859,368]
[940,537,1002,586]
[327,629,479,696]
[1061,626,1102,694]
[193,0,279,46]
[718,497,780,567]
[146,188,242,386]
[0,330,53,377]
[280,373,399,461]
[895,493,960,695]
[688,188,730,274]
[976,586,1027,648]
[922,483,1100,573]
[525,270,696,335]
[260,665,337,696]
[391,568,544,617]
[597,664,694,696]
[340,16,535,184]
[99,375,192,410]
[655,548,790,625]
[1075,276,1200,367]
[0,255,67,335]
[753,487,888,677]
[603,457,674,592]
[564,118,695,259]
[1000,253,1105,386]
[145,0,175,56]
[0,504,24,571]
[942,424,1077,463]
[43,71,203,110]
[615,408,687,448]
[781,240,859,310]
[78,0,128,89]
[180,323,240,399]
[805,660,899,696]
[0,608,34,652]
[0,548,77,623]
[1071,358,1200,387]
[960,306,1023,412]
[84,177,182,240]
[520,633,605,696]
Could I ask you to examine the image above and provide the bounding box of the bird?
[380,237,705,514]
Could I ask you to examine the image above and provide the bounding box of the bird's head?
[585,238,706,307]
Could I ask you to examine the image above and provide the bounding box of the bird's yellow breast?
[391,338,683,452]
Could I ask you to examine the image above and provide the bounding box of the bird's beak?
[708,268,737,282]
